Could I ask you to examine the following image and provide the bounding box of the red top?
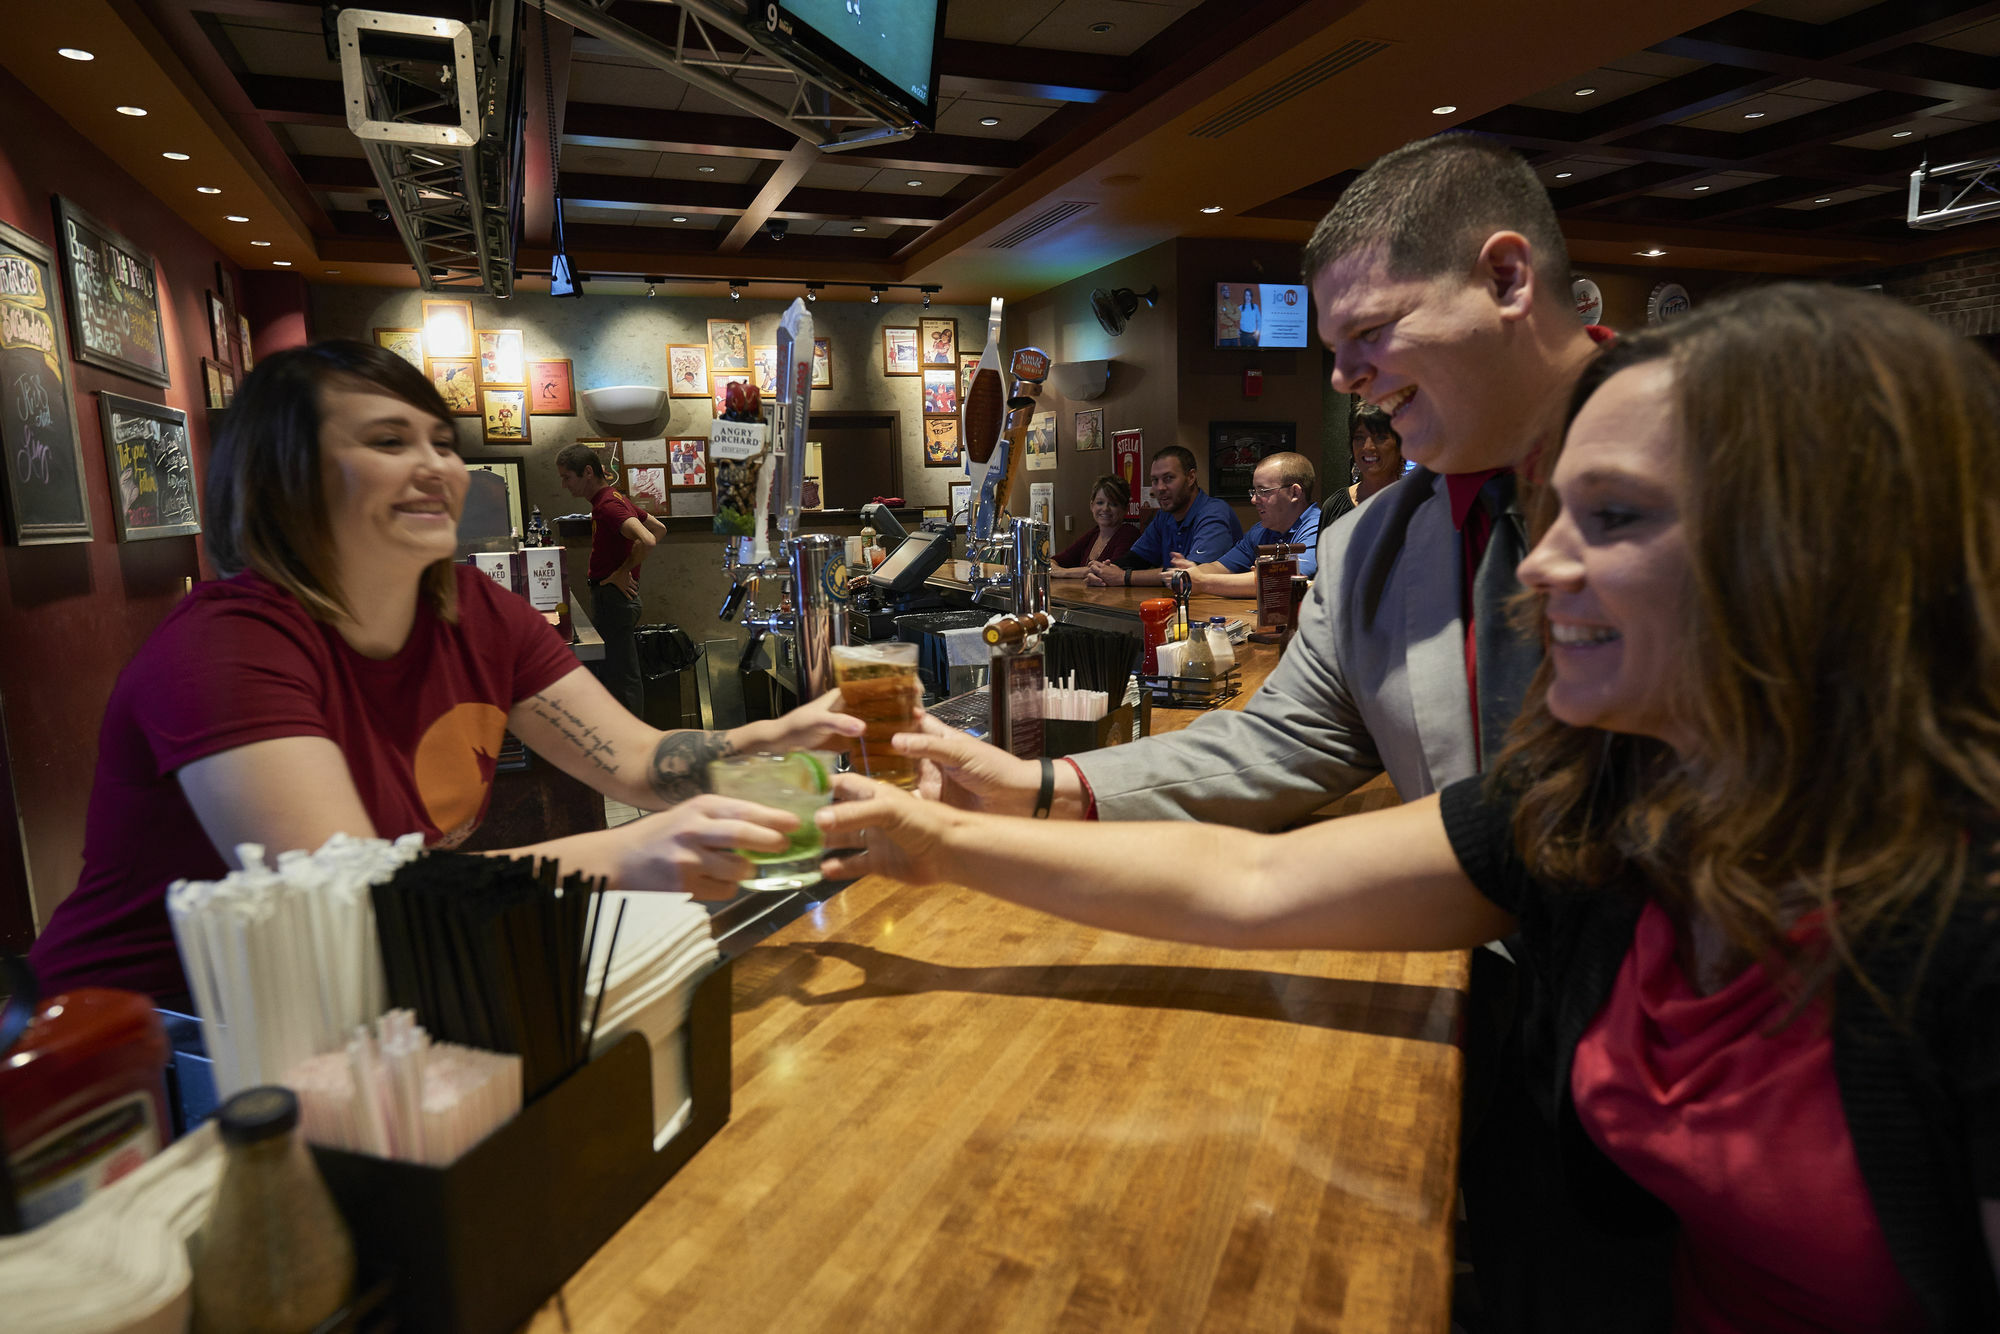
[27,567,580,1002]
[1054,521,1141,569]
[1571,900,1924,1333]
[587,484,647,583]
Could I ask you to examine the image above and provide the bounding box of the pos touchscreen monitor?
[868,527,955,595]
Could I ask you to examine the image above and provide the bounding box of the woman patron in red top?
[1048,474,1142,579]
[822,285,2000,1331]
[29,340,860,1003]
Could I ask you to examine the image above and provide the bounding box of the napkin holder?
[311,958,732,1334]
[1041,699,1143,759]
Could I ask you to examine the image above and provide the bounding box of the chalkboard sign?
[97,392,199,541]
[0,218,93,544]
[54,196,169,388]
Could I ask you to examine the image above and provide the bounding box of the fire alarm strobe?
[1244,368,1264,398]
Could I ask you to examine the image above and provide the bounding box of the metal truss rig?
[1908,155,2000,231]
[528,0,919,153]
[336,6,524,296]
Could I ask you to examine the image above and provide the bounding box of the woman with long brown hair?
[818,284,2000,1331]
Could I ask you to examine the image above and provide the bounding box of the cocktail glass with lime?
[707,751,835,891]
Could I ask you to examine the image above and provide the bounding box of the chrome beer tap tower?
[717,300,848,701]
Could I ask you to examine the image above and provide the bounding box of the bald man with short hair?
[1171,451,1324,598]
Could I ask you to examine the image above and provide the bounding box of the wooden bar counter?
[528,568,1466,1333]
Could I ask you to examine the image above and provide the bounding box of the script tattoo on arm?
[525,694,619,780]
[648,729,735,805]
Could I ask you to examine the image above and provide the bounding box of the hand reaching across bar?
[818,774,954,884]
[896,716,1088,818]
[611,794,802,900]
[744,687,867,758]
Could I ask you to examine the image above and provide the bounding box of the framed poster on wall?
[812,337,832,389]
[374,327,424,369]
[0,218,93,544]
[54,195,168,388]
[1208,420,1297,500]
[427,357,479,416]
[528,358,573,414]
[1024,410,1057,471]
[923,417,961,467]
[481,387,529,443]
[881,327,918,376]
[919,317,957,368]
[1112,428,1143,518]
[421,298,474,357]
[97,392,199,541]
[476,328,524,385]
[707,319,749,374]
[668,344,710,398]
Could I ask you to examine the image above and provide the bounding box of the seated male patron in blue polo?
[1170,452,1325,598]
[1084,445,1243,588]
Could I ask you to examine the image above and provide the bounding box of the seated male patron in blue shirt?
[1085,445,1244,588]
[1171,452,1321,598]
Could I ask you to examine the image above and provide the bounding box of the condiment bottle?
[1183,619,1217,679]
[1205,616,1235,675]
[189,1087,355,1334]
[1139,598,1176,674]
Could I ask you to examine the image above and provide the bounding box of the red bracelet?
[1057,757,1098,821]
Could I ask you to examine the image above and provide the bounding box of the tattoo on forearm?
[526,694,620,779]
[649,729,735,804]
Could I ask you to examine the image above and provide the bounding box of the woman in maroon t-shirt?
[29,341,861,1002]
[1048,475,1142,579]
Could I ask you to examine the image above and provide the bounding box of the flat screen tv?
[1215,283,1310,349]
[768,0,944,128]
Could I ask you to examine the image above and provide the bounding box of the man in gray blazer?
[900,135,1604,823]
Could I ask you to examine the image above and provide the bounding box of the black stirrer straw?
[583,899,626,1061]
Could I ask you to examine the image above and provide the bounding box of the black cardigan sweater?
[1440,776,2000,1332]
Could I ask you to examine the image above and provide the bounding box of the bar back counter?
[524,566,1468,1332]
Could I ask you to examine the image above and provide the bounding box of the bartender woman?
[29,340,860,1002]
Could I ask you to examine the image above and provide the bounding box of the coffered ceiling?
[5,0,1995,300]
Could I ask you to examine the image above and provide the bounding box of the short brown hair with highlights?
[555,443,609,480]
[1302,136,1570,292]
[206,339,460,624]
[1089,474,1130,509]
[1498,283,2000,1013]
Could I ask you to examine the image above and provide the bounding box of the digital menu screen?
[1215,283,1310,349]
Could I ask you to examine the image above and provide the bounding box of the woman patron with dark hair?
[1048,474,1141,580]
[28,340,860,1003]
[821,285,2000,1330]
[1344,403,1405,511]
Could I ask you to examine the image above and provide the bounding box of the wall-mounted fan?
[1089,285,1159,337]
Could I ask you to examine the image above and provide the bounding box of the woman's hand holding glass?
[611,793,802,900]
[730,687,867,758]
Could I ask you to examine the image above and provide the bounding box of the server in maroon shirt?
[555,444,662,716]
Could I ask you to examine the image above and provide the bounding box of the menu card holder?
[311,959,733,1334]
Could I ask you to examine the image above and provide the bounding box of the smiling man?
[1170,451,1323,598]
[1083,445,1243,588]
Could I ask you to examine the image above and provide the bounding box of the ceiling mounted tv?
[767,0,945,129]
[1215,283,1311,349]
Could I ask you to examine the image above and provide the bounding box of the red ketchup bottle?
[1140,597,1177,675]
[0,986,171,1232]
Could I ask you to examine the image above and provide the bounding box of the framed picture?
[750,344,777,396]
[923,417,962,468]
[575,437,624,491]
[1024,410,1057,471]
[237,314,255,373]
[667,344,710,398]
[1208,420,1298,500]
[420,298,474,358]
[922,367,958,416]
[427,356,479,416]
[668,490,714,518]
[375,327,424,369]
[958,352,979,400]
[1113,428,1144,516]
[669,438,709,488]
[215,262,235,323]
[707,319,749,373]
[1074,407,1106,452]
[882,326,918,376]
[476,328,524,385]
[481,386,530,443]
[202,357,229,409]
[625,464,668,511]
[0,218,93,544]
[811,337,832,389]
[54,195,168,387]
[97,392,199,541]
[919,317,957,368]
[209,292,230,361]
[219,365,236,406]
[948,481,971,527]
[458,458,523,556]
[528,358,573,415]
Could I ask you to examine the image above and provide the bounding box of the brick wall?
[1861,245,2000,338]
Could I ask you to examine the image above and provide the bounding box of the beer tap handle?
[719,581,749,622]
[738,627,768,674]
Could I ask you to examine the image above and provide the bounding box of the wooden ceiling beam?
[718,140,819,255]
[521,7,573,247]
[1576,64,1789,143]
[934,39,1132,103]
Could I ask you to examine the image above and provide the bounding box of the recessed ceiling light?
[224,214,248,222]
[671,215,688,223]
[1814,196,1831,203]
[1089,21,1113,33]
[325,269,340,274]
[697,164,717,173]
[979,116,1001,126]
[58,48,94,62]
[1554,171,1573,179]
[251,240,271,247]
[163,151,190,161]
[1743,111,1765,119]
[197,186,221,195]
[905,178,923,187]
[1431,105,1457,115]
[272,260,292,267]
[1694,185,1711,191]
[1636,248,1667,258]
[1575,87,1597,96]
[116,106,147,117]
[851,225,867,232]
[1892,130,1913,138]
[1199,204,1224,214]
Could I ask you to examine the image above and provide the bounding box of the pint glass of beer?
[831,642,922,788]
